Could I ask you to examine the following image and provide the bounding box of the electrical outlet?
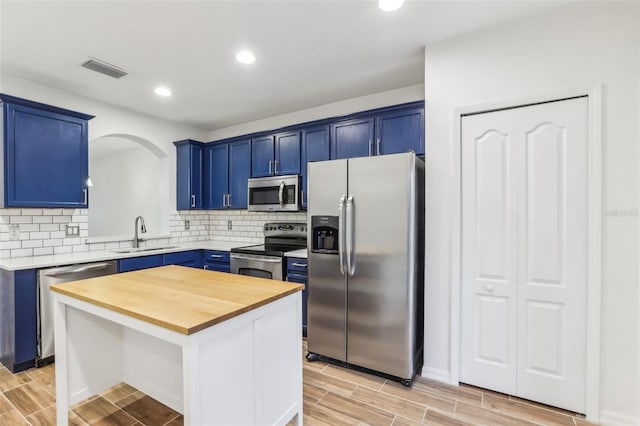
[227,220,232,230]
[9,224,19,241]
[184,220,190,230]
[65,224,80,236]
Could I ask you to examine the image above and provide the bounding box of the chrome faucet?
[133,216,147,248]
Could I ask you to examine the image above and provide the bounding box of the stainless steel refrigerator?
[306,152,424,384]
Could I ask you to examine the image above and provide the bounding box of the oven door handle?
[278,180,285,207]
[230,253,283,263]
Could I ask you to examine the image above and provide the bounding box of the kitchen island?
[50,265,304,425]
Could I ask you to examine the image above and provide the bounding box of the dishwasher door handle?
[44,262,114,277]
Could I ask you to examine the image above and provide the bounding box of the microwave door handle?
[346,195,355,276]
[278,181,285,207]
[338,195,347,275]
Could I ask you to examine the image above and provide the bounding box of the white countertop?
[285,249,307,259]
[0,240,250,271]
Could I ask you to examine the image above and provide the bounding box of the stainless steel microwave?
[247,174,300,212]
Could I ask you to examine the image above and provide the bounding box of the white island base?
[53,291,303,425]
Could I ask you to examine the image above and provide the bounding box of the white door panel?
[460,110,518,395]
[461,97,588,413]
[517,98,588,412]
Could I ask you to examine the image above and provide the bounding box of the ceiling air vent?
[81,58,128,79]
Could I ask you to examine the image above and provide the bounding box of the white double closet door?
[460,97,588,413]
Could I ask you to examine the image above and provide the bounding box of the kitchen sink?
[112,246,179,254]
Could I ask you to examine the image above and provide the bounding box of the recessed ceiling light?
[236,50,256,64]
[378,0,404,12]
[154,87,172,97]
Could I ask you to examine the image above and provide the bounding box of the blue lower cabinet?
[14,269,37,371]
[118,255,163,273]
[0,268,38,372]
[162,250,203,269]
[203,250,230,273]
[286,257,308,336]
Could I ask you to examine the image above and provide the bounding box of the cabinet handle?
[222,194,227,207]
[268,160,273,175]
[301,190,304,205]
[209,254,224,259]
[376,138,381,156]
[368,140,372,156]
[227,193,231,207]
[83,188,88,205]
[191,194,196,208]
[203,264,209,270]
[292,262,307,268]
[274,160,279,175]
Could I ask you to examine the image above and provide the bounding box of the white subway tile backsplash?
[11,248,33,257]
[54,246,72,255]
[33,216,53,224]
[10,216,32,224]
[0,208,308,260]
[33,247,54,256]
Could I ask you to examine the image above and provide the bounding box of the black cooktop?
[230,222,307,257]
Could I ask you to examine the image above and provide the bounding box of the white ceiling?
[1,1,566,132]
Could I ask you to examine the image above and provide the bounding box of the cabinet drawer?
[118,255,163,273]
[203,250,230,263]
[163,250,203,269]
[286,257,308,274]
[286,272,307,283]
[204,262,231,273]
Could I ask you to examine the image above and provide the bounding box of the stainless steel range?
[230,222,307,281]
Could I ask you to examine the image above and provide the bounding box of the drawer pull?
[291,262,307,268]
[209,255,224,259]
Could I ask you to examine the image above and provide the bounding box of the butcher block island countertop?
[50,264,304,335]
[51,265,305,425]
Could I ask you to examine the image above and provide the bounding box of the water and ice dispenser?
[311,216,339,254]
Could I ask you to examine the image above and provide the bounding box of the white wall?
[89,140,168,239]
[423,2,639,423]
[207,84,424,141]
[0,75,208,236]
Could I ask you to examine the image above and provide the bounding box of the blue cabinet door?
[118,255,163,273]
[203,250,230,273]
[274,131,300,176]
[175,140,204,210]
[163,250,203,269]
[330,118,374,160]
[375,107,425,156]
[204,143,229,209]
[228,139,251,208]
[2,97,92,208]
[301,126,330,208]
[251,135,274,177]
[14,269,37,368]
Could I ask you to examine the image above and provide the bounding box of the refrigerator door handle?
[338,195,347,275]
[346,194,355,276]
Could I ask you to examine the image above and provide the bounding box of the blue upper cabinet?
[227,139,251,208]
[0,94,94,208]
[204,142,228,209]
[174,139,204,210]
[375,107,425,156]
[251,132,300,177]
[251,135,274,177]
[300,126,330,208]
[274,131,300,176]
[205,139,251,209]
[330,117,374,160]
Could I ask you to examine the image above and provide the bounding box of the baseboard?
[599,409,639,426]
[420,365,451,384]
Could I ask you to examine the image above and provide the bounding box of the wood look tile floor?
[0,342,598,425]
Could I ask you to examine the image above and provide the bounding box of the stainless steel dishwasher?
[37,261,118,366]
